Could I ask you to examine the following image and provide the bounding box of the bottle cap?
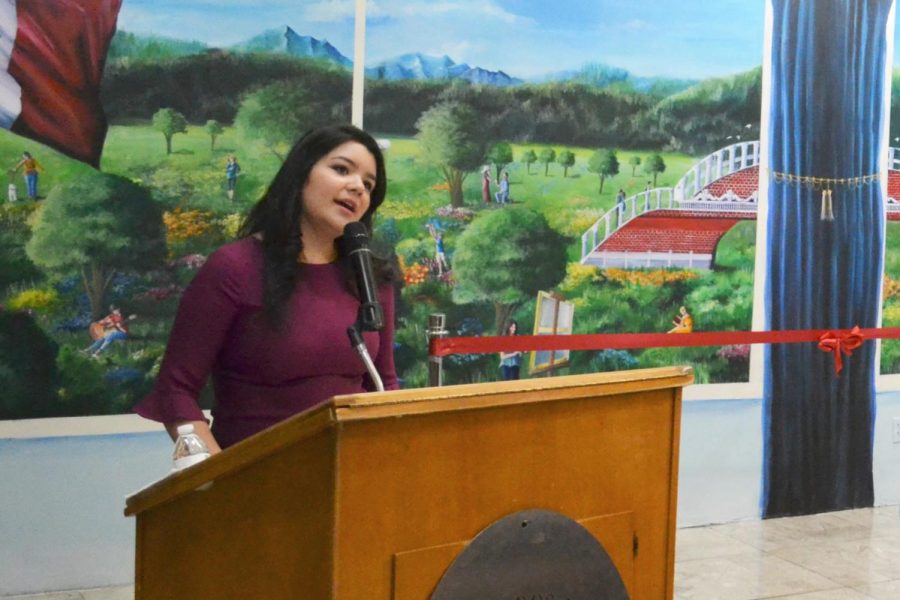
[176,423,195,436]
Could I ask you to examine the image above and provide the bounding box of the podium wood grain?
[126,366,691,599]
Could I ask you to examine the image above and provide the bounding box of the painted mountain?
[537,62,697,95]
[233,26,352,67]
[367,53,522,86]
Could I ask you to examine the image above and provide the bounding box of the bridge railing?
[581,188,674,260]
[673,140,760,202]
[890,147,900,171]
[676,191,758,212]
[580,189,761,261]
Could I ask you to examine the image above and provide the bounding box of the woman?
[668,306,693,334]
[481,166,491,204]
[135,125,399,453]
[498,319,522,380]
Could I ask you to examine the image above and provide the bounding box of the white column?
[351,0,367,127]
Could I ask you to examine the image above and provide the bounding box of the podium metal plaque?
[431,509,629,600]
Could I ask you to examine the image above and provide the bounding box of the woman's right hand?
[166,420,222,455]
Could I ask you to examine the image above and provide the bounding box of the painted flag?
[0,0,122,167]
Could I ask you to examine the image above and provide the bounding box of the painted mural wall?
[0,0,773,426]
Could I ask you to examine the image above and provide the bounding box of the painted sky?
[118,1,899,80]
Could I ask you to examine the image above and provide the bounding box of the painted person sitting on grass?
[667,306,693,334]
[83,305,136,357]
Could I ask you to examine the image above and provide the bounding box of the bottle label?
[173,452,210,471]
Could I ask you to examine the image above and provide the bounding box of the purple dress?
[135,237,398,449]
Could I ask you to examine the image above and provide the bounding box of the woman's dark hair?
[240,124,396,325]
[505,319,518,335]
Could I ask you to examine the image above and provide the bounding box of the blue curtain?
[764,0,891,517]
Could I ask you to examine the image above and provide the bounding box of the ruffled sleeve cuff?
[133,388,208,425]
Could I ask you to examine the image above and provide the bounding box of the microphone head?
[340,221,370,255]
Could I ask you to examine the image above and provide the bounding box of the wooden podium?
[125,366,692,599]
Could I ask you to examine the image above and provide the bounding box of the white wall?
[0,431,171,595]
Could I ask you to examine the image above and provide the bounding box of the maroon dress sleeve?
[134,246,247,424]
[369,283,399,391]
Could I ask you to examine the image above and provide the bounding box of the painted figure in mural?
[495,171,510,204]
[13,151,42,200]
[499,319,522,380]
[481,165,491,204]
[83,305,135,358]
[427,221,450,275]
[135,124,399,453]
[225,154,241,200]
[668,306,693,334]
[6,174,17,203]
[614,188,626,225]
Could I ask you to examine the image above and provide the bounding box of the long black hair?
[240,124,396,325]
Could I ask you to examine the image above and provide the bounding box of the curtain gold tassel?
[820,188,834,221]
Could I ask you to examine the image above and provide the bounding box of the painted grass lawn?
[380,136,700,260]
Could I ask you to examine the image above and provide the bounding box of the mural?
[3,0,893,436]
[364,0,765,386]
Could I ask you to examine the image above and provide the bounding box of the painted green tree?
[588,149,619,193]
[0,312,59,419]
[522,149,538,175]
[629,155,642,176]
[235,80,322,162]
[26,173,166,319]
[644,154,667,186]
[539,148,557,176]
[558,150,576,177]
[452,207,567,334]
[205,119,224,150]
[151,107,187,155]
[487,142,513,180]
[416,101,487,208]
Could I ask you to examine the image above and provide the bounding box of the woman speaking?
[135,125,399,452]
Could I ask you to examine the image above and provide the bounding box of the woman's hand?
[165,420,222,455]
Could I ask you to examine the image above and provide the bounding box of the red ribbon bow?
[817,326,864,376]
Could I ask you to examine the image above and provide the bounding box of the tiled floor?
[675,505,900,599]
[4,505,899,599]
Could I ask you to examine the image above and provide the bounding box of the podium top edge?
[331,366,694,419]
[124,367,692,515]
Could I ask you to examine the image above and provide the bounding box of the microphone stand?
[347,323,384,392]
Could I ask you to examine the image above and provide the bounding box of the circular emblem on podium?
[431,509,630,600]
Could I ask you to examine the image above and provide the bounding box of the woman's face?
[508,322,517,335]
[300,141,377,245]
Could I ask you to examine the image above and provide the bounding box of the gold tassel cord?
[821,188,834,221]
[769,169,880,222]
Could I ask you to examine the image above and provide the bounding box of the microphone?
[339,222,384,331]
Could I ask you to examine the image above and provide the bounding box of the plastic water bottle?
[172,423,210,471]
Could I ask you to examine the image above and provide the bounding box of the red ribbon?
[817,326,865,376]
[428,325,897,380]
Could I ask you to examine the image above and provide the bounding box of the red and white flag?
[0,0,122,167]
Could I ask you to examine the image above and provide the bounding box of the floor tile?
[771,536,900,588]
[79,587,132,600]
[765,589,873,599]
[709,511,881,553]
[1,593,82,600]
[674,554,840,600]
[854,578,900,599]
[676,525,761,562]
